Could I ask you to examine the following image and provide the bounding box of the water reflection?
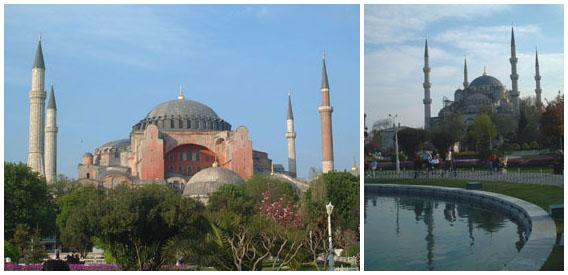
[364,193,528,271]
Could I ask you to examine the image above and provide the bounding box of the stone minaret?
[510,27,520,113]
[286,91,297,178]
[27,37,46,176]
[45,84,58,183]
[463,57,469,88]
[423,39,432,129]
[319,54,334,173]
[534,49,543,110]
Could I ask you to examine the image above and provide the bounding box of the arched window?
[86,172,90,179]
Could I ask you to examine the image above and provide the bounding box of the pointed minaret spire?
[463,56,469,88]
[45,83,58,183]
[47,83,57,110]
[33,36,45,69]
[286,90,297,177]
[178,85,185,100]
[510,26,520,113]
[535,48,543,110]
[422,39,432,129]
[319,53,334,173]
[287,90,294,120]
[321,51,329,89]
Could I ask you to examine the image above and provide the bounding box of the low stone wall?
[365,184,557,271]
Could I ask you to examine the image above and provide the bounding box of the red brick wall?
[139,125,165,180]
[230,127,253,180]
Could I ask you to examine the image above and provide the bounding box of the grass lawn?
[365,178,564,271]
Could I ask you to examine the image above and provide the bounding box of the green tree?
[4,162,57,240]
[4,240,20,263]
[56,186,105,257]
[540,93,563,149]
[320,172,359,231]
[12,224,47,264]
[92,184,208,270]
[470,114,497,157]
[206,184,266,270]
[397,128,429,156]
[49,175,82,198]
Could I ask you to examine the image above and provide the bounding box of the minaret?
[286,91,297,178]
[27,36,47,176]
[463,57,469,88]
[510,27,520,113]
[319,53,334,173]
[423,39,432,129]
[45,84,58,183]
[534,49,543,110]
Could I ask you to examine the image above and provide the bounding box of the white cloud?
[365,5,510,45]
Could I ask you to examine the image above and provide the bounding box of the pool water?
[364,193,527,271]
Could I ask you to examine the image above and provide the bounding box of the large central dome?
[132,98,232,132]
[469,74,504,89]
[147,99,219,120]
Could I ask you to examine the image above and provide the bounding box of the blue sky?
[4,5,360,179]
[365,5,564,129]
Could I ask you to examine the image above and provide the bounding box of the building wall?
[138,125,165,180]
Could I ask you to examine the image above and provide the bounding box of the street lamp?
[389,114,400,173]
[326,202,335,271]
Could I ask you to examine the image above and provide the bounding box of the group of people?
[413,149,453,177]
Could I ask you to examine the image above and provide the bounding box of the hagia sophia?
[422,27,544,128]
[25,37,337,201]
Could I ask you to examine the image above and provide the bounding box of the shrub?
[529,141,539,149]
[41,259,70,271]
[521,143,530,150]
[511,143,521,150]
[453,151,479,160]
[4,240,20,263]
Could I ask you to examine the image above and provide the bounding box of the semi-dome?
[132,98,232,132]
[183,165,244,199]
[469,74,504,89]
[98,139,130,149]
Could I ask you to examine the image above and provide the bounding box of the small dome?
[469,75,503,89]
[183,166,244,198]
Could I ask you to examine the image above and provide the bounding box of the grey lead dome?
[469,75,504,89]
[147,99,220,120]
[183,166,244,198]
[132,99,232,131]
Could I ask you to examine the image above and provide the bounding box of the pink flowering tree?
[258,191,304,270]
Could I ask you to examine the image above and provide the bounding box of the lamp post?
[389,114,400,173]
[326,202,335,271]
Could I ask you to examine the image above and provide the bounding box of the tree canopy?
[4,162,58,240]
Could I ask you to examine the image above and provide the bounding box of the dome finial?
[212,156,218,168]
[178,85,185,100]
[483,65,487,76]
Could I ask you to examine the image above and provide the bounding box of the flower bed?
[4,263,120,271]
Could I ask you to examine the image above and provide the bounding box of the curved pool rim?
[365,184,556,271]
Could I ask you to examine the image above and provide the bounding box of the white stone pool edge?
[364,184,557,271]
